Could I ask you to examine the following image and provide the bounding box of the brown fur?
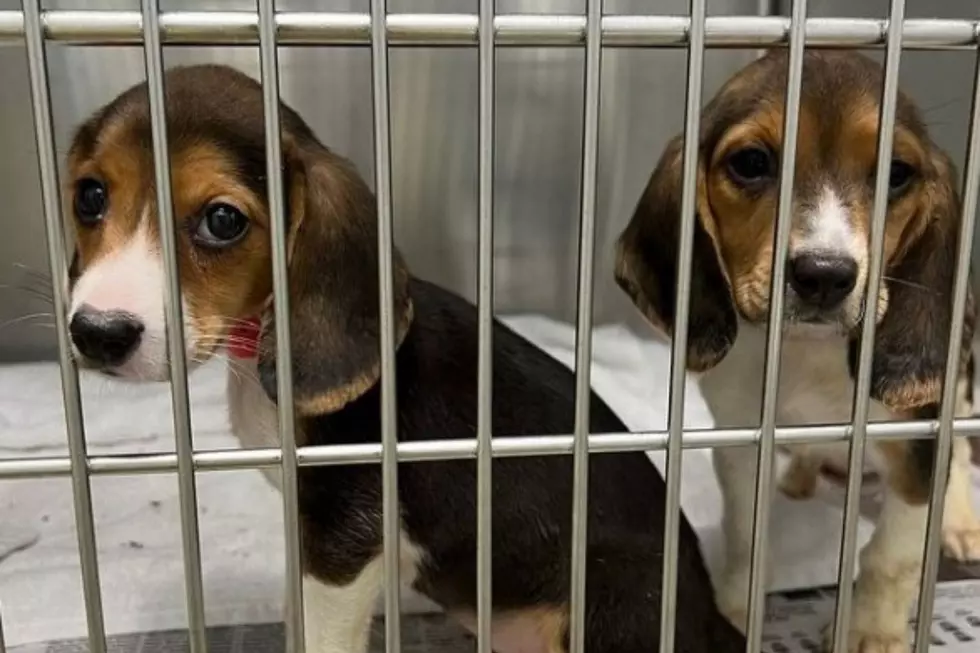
[537,606,570,653]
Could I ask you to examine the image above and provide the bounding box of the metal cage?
[1,1,979,653]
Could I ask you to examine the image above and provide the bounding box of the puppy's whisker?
[12,262,52,278]
[0,312,56,332]
[225,359,262,387]
[192,324,256,338]
[0,277,54,292]
[197,314,263,327]
[11,265,56,289]
[192,336,259,347]
[0,284,55,304]
[882,275,937,295]
[199,353,261,387]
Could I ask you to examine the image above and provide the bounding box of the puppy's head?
[66,64,412,415]
[616,50,974,410]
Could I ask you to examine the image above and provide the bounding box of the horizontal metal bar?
[2,418,979,480]
[0,12,978,49]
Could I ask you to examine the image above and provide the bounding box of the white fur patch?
[702,320,980,647]
[796,186,860,258]
[227,356,283,489]
[68,222,197,380]
[788,185,868,325]
[302,533,425,653]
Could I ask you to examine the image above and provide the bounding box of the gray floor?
[12,565,980,653]
[8,614,476,653]
[11,578,980,653]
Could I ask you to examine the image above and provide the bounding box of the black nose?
[69,307,145,366]
[788,254,858,309]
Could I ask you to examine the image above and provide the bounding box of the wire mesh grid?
[2,1,980,653]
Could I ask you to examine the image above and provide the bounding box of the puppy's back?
[310,278,744,652]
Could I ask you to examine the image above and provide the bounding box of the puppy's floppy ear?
[614,134,738,371]
[257,141,413,415]
[850,146,976,410]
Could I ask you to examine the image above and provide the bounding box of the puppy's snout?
[788,254,858,309]
[70,306,145,367]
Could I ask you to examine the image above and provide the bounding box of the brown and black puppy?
[64,64,744,653]
[615,50,978,653]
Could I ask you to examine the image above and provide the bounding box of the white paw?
[822,626,909,653]
[942,524,980,562]
[778,468,818,500]
[715,576,749,636]
[719,605,747,636]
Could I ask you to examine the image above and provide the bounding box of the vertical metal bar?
[756,0,779,58]
[658,1,705,653]
[568,1,603,653]
[257,2,305,653]
[369,2,402,653]
[0,602,7,653]
[20,3,107,652]
[758,0,779,16]
[912,40,980,653]
[829,2,906,651]
[743,1,808,651]
[475,1,495,653]
[139,3,208,651]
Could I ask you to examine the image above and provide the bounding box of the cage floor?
[2,315,979,650]
[6,614,466,653]
[9,576,980,653]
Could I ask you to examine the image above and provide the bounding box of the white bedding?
[0,316,975,647]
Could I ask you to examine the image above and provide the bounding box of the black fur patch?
[296,279,746,653]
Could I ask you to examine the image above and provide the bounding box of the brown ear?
[257,142,413,416]
[614,134,738,372]
[850,147,976,411]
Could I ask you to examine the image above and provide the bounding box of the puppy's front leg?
[837,489,926,653]
[938,378,980,561]
[713,444,772,634]
[302,559,384,653]
[942,436,980,561]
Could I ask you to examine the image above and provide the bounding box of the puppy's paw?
[821,625,909,653]
[718,605,747,636]
[715,576,749,636]
[942,524,980,562]
[778,467,818,500]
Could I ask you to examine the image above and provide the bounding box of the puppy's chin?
[73,347,206,383]
[737,293,863,337]
[783,309,855,332]
[782,320,850,341]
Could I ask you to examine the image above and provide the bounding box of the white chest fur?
[226,356,283,491]
[698,325,894,470]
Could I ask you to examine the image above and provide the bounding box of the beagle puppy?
[615,51,978,652]
[63,65,745,653]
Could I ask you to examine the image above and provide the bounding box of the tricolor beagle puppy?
[63,65,745,653]
[615,51,979,653]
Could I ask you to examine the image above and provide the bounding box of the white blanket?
[0,316,975,647]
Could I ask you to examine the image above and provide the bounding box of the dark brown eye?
[193,203,249,248]
[74,178,108,226]
[726,147,773,186]
[888,160,916,198]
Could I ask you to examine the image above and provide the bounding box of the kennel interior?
[1,0,980,652]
